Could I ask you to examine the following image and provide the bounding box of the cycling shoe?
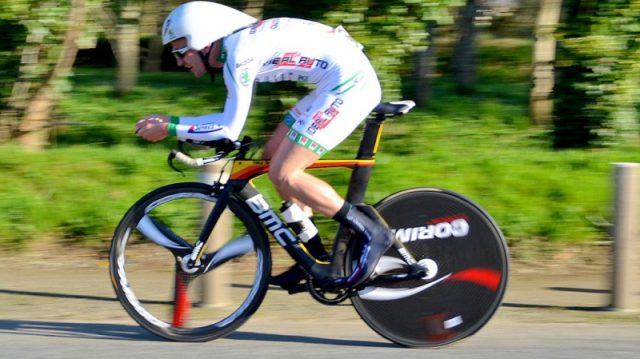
[270,265,305,290]
[346,226,394,289]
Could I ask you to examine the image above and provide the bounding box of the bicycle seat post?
[347,115,385,202]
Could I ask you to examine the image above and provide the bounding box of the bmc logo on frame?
[245,194,298,246]
[393,216,470,243]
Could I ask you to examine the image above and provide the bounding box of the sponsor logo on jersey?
[187,124,223,134]
[264,52,329,70]
[249,19,281,34]
[240,69,251,86]
[288,129,298,141]
[250,20,265,34]
[306,98,344,135]
[393,215,470,243]
[236,58,254,68]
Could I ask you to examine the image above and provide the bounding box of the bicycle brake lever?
[167,149,186,176]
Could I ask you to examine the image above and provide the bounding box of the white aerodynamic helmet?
[162,1,257,51]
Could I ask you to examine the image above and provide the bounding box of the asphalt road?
[1,311,639,358]
[1,250,639,358]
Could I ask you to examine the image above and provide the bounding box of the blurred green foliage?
[1,1,640,257]
[319,0,463,99]
[0,3,28,108]
[555,0,640,147]
[0,62,638,255]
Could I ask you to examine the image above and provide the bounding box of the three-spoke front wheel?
[109,183,271,341]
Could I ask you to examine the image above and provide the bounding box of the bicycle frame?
[181,113,399,284]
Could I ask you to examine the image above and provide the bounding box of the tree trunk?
[116,4,141,95]
[530,0,562,125]
[415,21,438,107]
[143,36,163,72]
[244,0,266,19]
[98,7,119,59]
[142,0,167,72]
[18,0,86,150]
[452,0,477,92]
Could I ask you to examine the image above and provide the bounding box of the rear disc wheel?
[351,188,509,347]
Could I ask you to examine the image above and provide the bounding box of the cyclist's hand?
[136,115,170,142]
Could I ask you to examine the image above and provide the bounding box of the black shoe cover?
[343,205,395,289]
[270,265,305,289]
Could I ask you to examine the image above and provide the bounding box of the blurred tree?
[0,5,28,141]
[141,0,169,72]
[414,20,438,106]
[322,0,463,101]
[530,0,562,125]
[452,0,478,92]
[114,1,142,95]
[0,0,89,149]
[554,0,640,147]
[552,0,597,148]
[243,0,266,18]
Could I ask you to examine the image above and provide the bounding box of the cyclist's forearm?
[168,113,242,142]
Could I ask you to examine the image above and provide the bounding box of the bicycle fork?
[135,183,255,274]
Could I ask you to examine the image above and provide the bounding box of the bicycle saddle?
[372,100,416,117]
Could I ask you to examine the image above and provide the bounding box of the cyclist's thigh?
[262,123,289,159]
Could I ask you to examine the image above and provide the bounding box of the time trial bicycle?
[109,100,509,347]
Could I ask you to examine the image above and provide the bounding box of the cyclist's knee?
[268,166,298,191]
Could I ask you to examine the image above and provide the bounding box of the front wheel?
[109,182,271,341]
[351,188,509,347]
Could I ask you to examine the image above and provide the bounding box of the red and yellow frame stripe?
[230,159,376,181]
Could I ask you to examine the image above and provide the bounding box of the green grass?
[0,144,185,248]
[1,63,638,258]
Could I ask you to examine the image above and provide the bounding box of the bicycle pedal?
[286,283,307,295]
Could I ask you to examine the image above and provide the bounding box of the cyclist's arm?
[168,52,257,142]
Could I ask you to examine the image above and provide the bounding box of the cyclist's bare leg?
[268,139,344,217]
[262,123,288,160]
[263,123,315,217]
[266,134,333,287]
[270,139,393,288]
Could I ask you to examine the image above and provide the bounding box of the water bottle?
[280,201,319,242]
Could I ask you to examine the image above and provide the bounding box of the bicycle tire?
[350,188,509,347]
[109,182,271,342]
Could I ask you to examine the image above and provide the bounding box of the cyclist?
[135,1,392,290]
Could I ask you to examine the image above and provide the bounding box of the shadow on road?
[0,320,155,341]
[502,302,611,312]
[502,286,612,312]
[226,331,394,348]
[0,320,394,347]
[1,285,612,313]
[0,284,615,345]
[0,289,117,302]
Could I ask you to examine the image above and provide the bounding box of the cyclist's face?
[171,38,207,78]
